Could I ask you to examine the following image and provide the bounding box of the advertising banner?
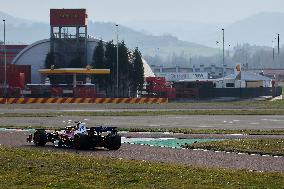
[50,9,87,26]
[156,72,208,81]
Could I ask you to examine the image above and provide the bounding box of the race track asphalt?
[0,103,284,130]
[0,115,284,130]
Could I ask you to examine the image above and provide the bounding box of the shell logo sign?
[86,65,92,70]
[236,64,241,72]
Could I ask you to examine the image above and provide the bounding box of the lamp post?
[227,44,231,57]
[115,24,119,97]
[277,33,280,56]
[216,41,221,68]
[272,40,275,63]
[3,19,7,102]
[222,28,225,88]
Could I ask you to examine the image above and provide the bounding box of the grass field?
[1,99,284,110]
[0,146,283,189]
[183,139,284,156]
[121,127,284,135]
[2,108,284,117]
[181,100,284,109]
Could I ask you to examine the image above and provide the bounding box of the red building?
[0,64,31,88]
[0,45,27,64]
[0,45,30,90]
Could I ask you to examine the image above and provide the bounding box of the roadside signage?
[50,9,87,26]
[156,72,208,81]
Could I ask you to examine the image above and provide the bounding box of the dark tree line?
[145,43,284,70]
[44,51,84,84]
[44,40,144,97]
[91,40,144,97]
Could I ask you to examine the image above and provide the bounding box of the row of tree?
[44,40,144,97]
[145,43,284,70]
[92,40,144,97]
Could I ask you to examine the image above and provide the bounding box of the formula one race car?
[27,122,121,150]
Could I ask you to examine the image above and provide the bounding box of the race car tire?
[74,133,90,150]
[33,130,47,146]
[105,134,121,150]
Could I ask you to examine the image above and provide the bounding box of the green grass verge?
[2,109,284,117]
[1,125,284,135]
[119,128,284,135]
[0,146,283,189]
[185,100,284,109]
[1,99,284,109]
[172,100,284,109]
[183,139,284,156]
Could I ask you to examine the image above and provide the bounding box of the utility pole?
[277,33,280,56]
[272,40,275,63]
[115,24,119,97]
[222,28,225,87]
[3,19,7,103]
[222,29,225,70]
[227,44,231,57]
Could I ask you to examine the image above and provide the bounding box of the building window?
[226,83,235,88]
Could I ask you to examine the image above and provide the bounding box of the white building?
[151,64,234,78]
[214,71,272,88]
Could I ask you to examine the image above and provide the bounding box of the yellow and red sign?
[0,98,168,104]
[50,9,87,26]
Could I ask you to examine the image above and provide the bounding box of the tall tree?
[92,40,106,91]
[105,41,116,97]
[66,53,84,84]
[44,52,55,69]
[90,40,142,97]
[92,40,105,69]
[44,52,58,84]
[118,41,131,97]
[128,53,135,97]
[69,54,83,68]
[132,48,144,94]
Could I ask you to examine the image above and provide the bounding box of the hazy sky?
[1,0,284,24]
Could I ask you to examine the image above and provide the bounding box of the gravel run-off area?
[1,130,284,173]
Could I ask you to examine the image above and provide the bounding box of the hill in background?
[0,11,217,58]
[1,11,283,68]
[125,12,284,48]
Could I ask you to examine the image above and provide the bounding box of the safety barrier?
[0,98,168,104]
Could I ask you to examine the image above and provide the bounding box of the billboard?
[50,9,87,26]
[156,72,208,81]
